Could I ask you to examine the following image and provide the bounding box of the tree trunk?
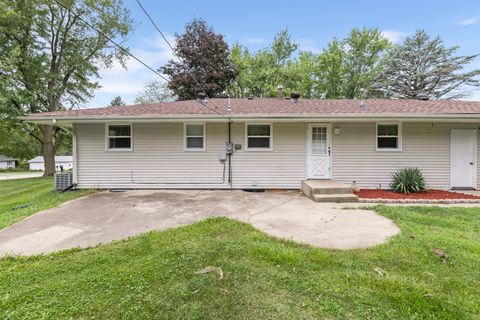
[41,124,56,177]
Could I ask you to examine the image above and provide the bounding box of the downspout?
[72,124,78,185]
[227,93,233,188]
[228,120,232,188]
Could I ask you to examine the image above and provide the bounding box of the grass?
[0,206,479,319]
[0,177,95,229]
[0,167,30,173]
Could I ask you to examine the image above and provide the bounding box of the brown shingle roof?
[23,98,480,119]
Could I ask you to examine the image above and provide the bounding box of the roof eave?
[20,113,480,125]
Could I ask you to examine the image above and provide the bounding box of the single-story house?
[21,97,480,191]
[28,156,73,171]
[0,155,17,169]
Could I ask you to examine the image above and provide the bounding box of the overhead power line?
[52,0,229,118]
[52,0,169,83]
[135,0,211,99]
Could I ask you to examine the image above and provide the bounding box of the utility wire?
[135,0,211,99]
[52,0,229,118]
[52,0,169,83]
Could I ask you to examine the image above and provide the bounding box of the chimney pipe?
[277,84,283,98]
[290,92,300,103]
[196,92,208,104]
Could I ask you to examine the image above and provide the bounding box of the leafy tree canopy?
[160,18,237,100]
[379,30,480,99]
[0,0,132,175]
[228,28,390,99]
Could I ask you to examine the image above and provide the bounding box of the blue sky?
[87,0,480,107]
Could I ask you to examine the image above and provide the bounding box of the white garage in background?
[0,155,17,169]
[28,156,73,171]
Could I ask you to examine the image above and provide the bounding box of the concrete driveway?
[0,172,43,180]
[0,190,399,256]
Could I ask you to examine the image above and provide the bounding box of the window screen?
[108,125,131,150]
[185,124,205,149]
[377,124,399,150]
[247,124,271,149]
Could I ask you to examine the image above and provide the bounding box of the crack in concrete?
[247,195,303,222]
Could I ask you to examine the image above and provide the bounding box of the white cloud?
[298,38,322,54]
[85,33,174,108]
[381,30,409,44]
[244,37,266,44]
[459,16,480,26]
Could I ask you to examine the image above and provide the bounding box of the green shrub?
[390,168,426,194]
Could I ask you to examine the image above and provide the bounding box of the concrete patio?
[0,190,400,256]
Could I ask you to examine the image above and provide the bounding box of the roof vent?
[359,100,366,110]
[277,84,284,98]
[248,95,254,100]
[196,92,208,104]
[418,97,429,101]
[290,92,300,103]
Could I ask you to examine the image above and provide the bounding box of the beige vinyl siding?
[75,122,307,189]
[75,123,229,188]
[332,122,480,189]
[75,121,480,190]
[231,122,306,189]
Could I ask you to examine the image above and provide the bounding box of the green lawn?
[0,206,479,319]
[0,177,95,229]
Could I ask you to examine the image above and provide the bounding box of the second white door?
[450,129,477,189]
[307,124,331,179]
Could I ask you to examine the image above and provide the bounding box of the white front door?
[307,124,331,179]
[450,129,477,189]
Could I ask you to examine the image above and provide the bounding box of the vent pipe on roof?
[359,100,366,110]
[290,92,300,103]
[277,84,283,98]
[196,92,208,105]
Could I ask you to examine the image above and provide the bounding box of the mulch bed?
[354,189,480,200]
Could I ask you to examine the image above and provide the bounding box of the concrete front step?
[302,179,358,202]
[312,194,359,203]
[302,180,353,196]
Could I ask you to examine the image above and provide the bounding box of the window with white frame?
[377,123,401,150]
[107,125,132,150]
[246,124,272,150]
[185,124,205,150]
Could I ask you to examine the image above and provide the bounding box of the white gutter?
[19,112,480,121]
[19,114,480,126]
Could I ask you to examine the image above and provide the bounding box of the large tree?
[160,18,237,100]
[0,0,132,176]
[229,28,390,99]
[313,28,390,99]
[379,30,480,99]
[341,28,390,98]
[229,29,299,98]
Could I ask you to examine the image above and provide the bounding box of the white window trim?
[184,123,206,151]
[245,123,273,151]
[105,124,133,152]
[376,122,402,152]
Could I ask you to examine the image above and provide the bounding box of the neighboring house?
[21,98,480,190]
[28,156,73,172]
[0,155,17,169]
